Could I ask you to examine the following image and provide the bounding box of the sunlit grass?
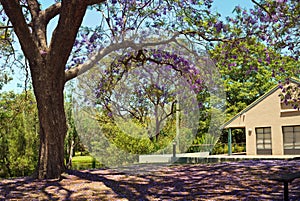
[71,152,104,170]
[72,155,95,163]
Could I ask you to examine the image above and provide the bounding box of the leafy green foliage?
[64,92,83,169]
[210,39,299,120]
[0,91,39,178]
[0,23,13,91]
[97,112,176,155]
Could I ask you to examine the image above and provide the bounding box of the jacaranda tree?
[210,39,298,119]
[0,0,298,179]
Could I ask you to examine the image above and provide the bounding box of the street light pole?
[176,97,180,152]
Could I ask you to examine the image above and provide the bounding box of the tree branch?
[251,0,272,17]
[85,0,107,5]
[42,3,61,25]
[65,29,232,81]
[182,30,229,42]
[48,0,88,75]
[0,0,41,63]
[27,0,40,20]
[27,0,49,50]
[65,32,181,81]
[0,25,14,29]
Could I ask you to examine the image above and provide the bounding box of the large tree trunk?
[0,1,93,179]
[33,64,67,179]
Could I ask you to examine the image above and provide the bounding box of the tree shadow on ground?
[0,176,74,200]
[0,160,299,200]
[66,160,300,200]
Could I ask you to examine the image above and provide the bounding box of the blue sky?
[212,0,253,17]
[1,0,254,92]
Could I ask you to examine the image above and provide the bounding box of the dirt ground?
[1,159,300,201]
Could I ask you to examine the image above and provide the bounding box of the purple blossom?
[214,21,223,33]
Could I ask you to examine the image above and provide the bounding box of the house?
[222,78,300,155]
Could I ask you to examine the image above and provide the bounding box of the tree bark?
[32,62,67,179]
[35,83,67,179]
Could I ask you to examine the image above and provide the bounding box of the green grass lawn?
[72,155,94,163]
[71,153,104,170]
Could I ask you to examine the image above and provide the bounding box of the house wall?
[225,86,300,155]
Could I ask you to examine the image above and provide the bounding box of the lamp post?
[175,96,180,152]
[171,140,177,162]
[173,140,177,158]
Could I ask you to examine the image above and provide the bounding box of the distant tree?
[94,52,202,142]
[0,91,39,178]
[75,48,203,161]
[64,92,80,169]
[209,39,299,145]
[210,39,299,119]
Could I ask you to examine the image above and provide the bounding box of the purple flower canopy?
[73,40,225,168]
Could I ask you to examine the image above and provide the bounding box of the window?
[256,127,272,155]
[283,125,300,154]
